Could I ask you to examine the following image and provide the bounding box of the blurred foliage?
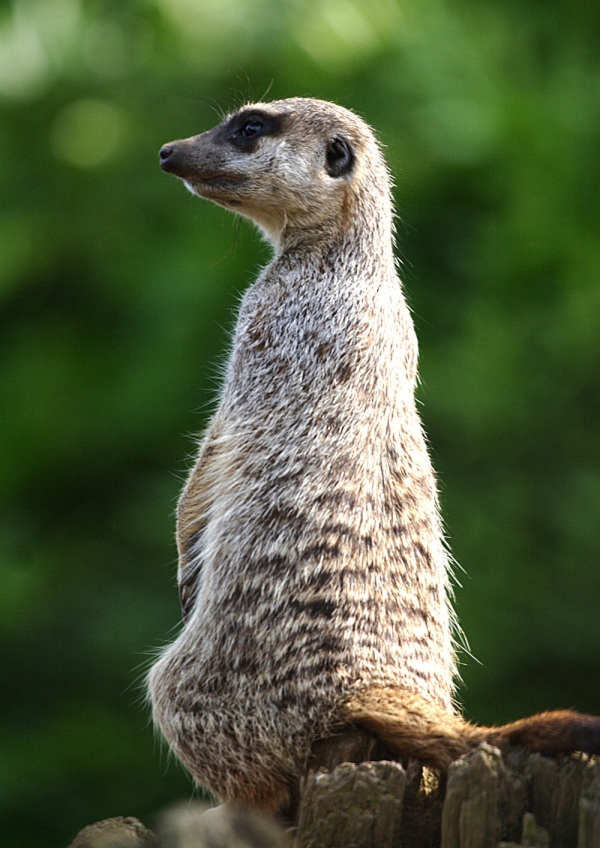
[1,0,599,845]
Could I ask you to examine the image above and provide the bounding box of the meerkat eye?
[325,136,354,178]
[240,120,264,138]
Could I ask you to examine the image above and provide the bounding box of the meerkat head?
[159,97,390,250]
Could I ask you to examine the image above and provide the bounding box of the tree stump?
[67,745,600,847]
[294,741,600,848]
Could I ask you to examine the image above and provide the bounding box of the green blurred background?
[1,0,599,844]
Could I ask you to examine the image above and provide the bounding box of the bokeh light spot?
[50,98,128,167]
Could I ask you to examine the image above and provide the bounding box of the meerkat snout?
[159,143,177,171]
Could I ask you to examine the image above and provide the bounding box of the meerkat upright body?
[149,97,600,813]
[149,98,456,808]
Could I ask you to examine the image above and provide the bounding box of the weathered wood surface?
[67,816,158,847]
[296,760,406,848]
[67,744,600,847]
[294,740,600,848]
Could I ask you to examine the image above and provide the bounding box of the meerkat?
[148,97,600,813]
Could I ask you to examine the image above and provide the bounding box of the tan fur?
[148,98,600,812]
[341,687,600,772]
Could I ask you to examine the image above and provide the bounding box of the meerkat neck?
[273,177,396,272]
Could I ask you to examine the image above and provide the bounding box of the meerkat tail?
[483,709,600,757]
[340,687,478,769]
[342,686,600,770]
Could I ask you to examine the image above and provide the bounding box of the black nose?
[159,143,177,171]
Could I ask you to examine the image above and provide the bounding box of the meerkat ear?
[325,136,354,177]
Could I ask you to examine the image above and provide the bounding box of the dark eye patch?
[224,110,284,152]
